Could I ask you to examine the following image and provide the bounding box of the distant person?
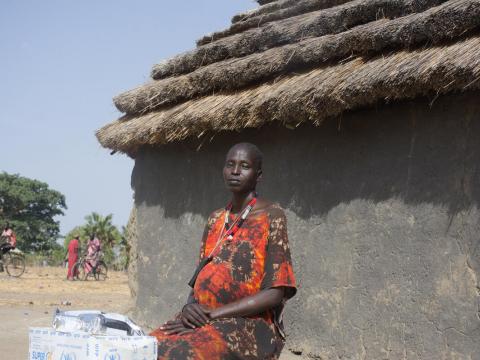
[1,222,17,251]
[85,234,101,274]
[0,222,17,272]
[65,235,80,280]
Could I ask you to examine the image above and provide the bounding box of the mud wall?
[130,92,480,359]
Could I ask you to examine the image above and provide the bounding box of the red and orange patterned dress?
[151,204,297,359]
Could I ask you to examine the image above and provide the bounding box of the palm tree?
[82,212,121,247]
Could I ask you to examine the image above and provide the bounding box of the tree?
[0,172,66,252]
[63,226,89,248]
[83,212,121,246]
[64,212,123,265]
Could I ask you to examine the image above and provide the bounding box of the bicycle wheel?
[73,261,87,281]
[5,253,25,277]
[94,261,108,281]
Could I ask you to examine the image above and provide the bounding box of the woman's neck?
[231,191,256,214]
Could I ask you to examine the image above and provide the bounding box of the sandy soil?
[0,266,300,360]
[0,266,132,359]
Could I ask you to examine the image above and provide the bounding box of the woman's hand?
[159,319,194,336]
[181,303,211,328]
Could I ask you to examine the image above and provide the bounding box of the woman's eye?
[242,164,250,169]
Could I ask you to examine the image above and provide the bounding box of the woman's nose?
[232,164,241,174]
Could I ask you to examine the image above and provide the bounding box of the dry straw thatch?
[97,35,480,154]
[114,0,480,116]
[151,0,447,80]
[97,0,480,153]
[232,0,333,23]
[258,0,278,5]
[198,0,352,46]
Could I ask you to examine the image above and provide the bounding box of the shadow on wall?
[132,91,480,220]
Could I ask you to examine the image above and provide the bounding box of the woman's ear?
[256,169,263,182]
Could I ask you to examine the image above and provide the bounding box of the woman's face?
[223,147,260,194]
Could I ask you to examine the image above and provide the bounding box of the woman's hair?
[228,142,263,170]
[90,234,95,240]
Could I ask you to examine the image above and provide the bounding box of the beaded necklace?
[209,196,257,257]
[188,195,257,288]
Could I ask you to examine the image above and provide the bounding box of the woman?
[1,222,17,250]
[0,223,17,272]
[65,235,80,280]
[151,143,297,359]
[85,234,101,274]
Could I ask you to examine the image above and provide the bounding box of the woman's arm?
[210,287,284,320]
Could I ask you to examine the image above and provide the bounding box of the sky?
[0,0,253,236]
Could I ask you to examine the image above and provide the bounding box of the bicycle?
[72,254,107,281]
[0,237,25,277]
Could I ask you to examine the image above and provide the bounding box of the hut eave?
[96,35,480,153]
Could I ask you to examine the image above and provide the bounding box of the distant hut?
[97,0,480,358]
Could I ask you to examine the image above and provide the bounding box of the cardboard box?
[29,327,158,360]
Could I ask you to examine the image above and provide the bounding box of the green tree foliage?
[0,172,66,252]
[63,227,88,260]
[64,212,126,268]
[83,212,121,247]
[63,226,89,249]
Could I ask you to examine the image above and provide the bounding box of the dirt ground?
[0,266,132,359]
[0,266,299,360]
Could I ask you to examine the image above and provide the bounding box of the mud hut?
[97,0,480,358]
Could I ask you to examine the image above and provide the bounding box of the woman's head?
[223,143,263,194]
[90,234,95,241]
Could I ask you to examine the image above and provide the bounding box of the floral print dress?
[151,204,297,359]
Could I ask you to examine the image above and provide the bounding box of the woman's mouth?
[227,179,241,185]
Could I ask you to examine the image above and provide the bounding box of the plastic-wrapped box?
[29,327,158,360]
[52,310,145,336]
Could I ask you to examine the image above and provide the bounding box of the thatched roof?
[97,0,480,154]
[257,0,278,5]
[198,0,353,46]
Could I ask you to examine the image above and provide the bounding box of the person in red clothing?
[65,235,80,280]
[151,143,297,359]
